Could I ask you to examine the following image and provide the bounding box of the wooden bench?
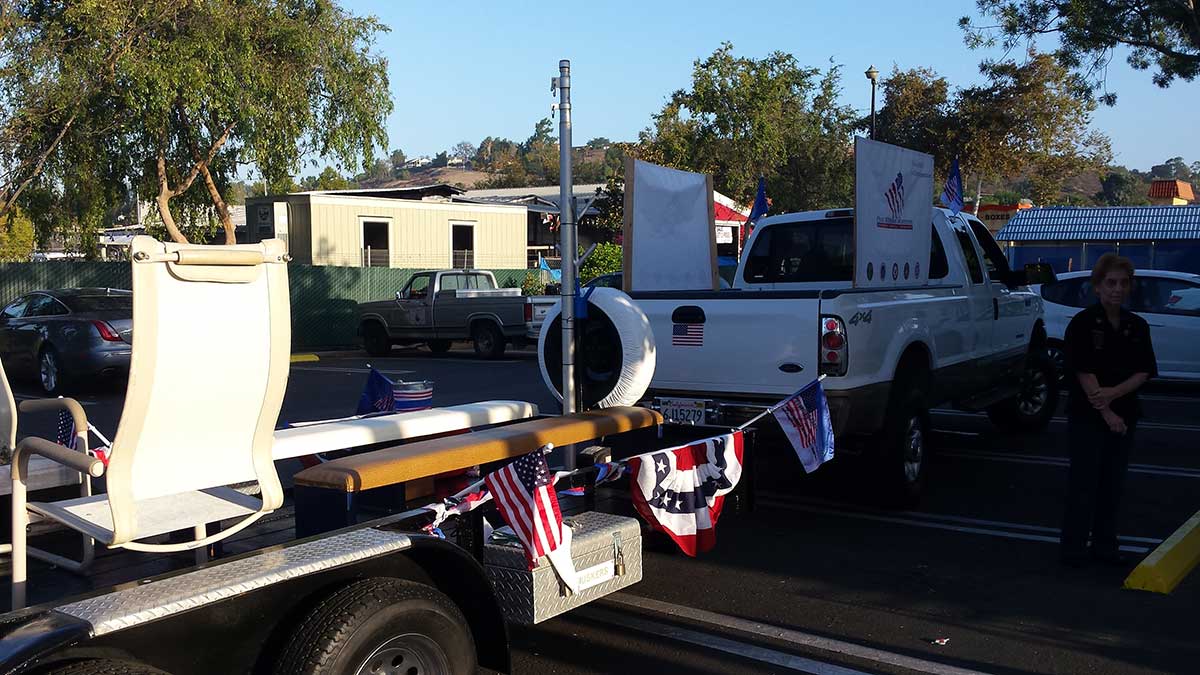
[293,407,663,536]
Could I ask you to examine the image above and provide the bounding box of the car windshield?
[65,295,132,312]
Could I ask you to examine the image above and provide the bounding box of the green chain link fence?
[1,262,536,350]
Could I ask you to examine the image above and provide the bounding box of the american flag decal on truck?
[672,323,704,347]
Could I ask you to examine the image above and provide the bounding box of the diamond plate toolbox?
[483,511,642,624]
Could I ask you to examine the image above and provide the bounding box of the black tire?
[471,322,505,360]
[44,660,169,675]
[879,367,931,508]
[38,345,68,396]
[427,339,452,354]
[1045,338,1067,385]
[273,578,476,675]
[362,323,391,357]
[986,353,1058,433]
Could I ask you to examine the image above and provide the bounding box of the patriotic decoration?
[628,432,744,556]
[940,157,964,215]
[772,380,835,473]
[485,450,579,591]
[423,485,492,534]
[55,409,76,450]
[393,380,433,412]
[884,172,905,221]
[743,176,769,242]
[671,323,704,347]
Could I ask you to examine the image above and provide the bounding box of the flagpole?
[736,374,827,431]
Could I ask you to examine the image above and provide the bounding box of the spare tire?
[538,287,656,409]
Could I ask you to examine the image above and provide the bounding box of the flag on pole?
[743,177,769,242]
[485,450,578,592]
[772,380,835,473]
[940,157,964,216]
[628,432,744,556]
[356,367,395,415]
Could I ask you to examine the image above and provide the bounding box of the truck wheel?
[45,660,168,675]
[274,578,476,675]
[1045,338,1067,385]
[363,323,391,357]
[879,364,931,508]
[986,353,1058,433]
[427,339,452,354]
[471,322,506,360]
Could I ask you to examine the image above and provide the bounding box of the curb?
[289,353,320,363]
[1124,509,1200,594]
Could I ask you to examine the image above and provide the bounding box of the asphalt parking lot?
[9,345,1200,675]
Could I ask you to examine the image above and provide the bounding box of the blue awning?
[996,206,1200,242]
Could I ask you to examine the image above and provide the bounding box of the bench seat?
[294,407,663,493]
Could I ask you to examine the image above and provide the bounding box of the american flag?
[485,450,568,569]
[940,157,963,215]
[672,323,704,347]
[884,172,905,220]
[771,379,835,474]
[55,409,76,450]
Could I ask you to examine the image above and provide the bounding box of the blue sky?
[339,0,1197,173]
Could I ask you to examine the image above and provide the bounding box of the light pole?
[865,65,879,140]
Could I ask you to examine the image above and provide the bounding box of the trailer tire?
[45,660,168,675]
[274,578,476,675]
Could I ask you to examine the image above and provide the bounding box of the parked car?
[1036,269,1200,382]
[0,288,132,394]
[357,270,557,359]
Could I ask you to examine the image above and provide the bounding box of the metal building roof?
[996,205,1200,242]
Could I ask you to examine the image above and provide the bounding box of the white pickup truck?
[633,207,1058,502]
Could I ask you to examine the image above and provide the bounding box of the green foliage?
[520,271,546,296]
[431,151,449,168]
[1150,157,1193,181]
[0,207,35,262]
[585,138,612,149]
[961,1,1200,103]
[1097,170,1150,206]
[580,242,622,281]
[640,43,858,213]
[302,167,355,191]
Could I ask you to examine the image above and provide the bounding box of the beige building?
[246,186,528,269]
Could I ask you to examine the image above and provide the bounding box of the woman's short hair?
[1090,252,1135,286]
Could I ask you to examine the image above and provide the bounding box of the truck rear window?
[743,218,853,283]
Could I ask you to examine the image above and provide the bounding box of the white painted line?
[932,409,1200,433]
[758,499,1151,554]
[580,606,879,675]
[289,366,415,376]
[599,594,992,675]
[940,450,1200,479]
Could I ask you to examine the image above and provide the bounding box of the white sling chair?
[10,236,291,608]
[0,371,99,576]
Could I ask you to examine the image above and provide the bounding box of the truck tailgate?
[633,292,820,398]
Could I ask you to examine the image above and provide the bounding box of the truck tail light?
[524,303,533,322]
[819,315,847,376]
[93,320,123,342]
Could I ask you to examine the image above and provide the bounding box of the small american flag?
[884,172,905,220]
[672,323,704,347]
[485,450,567,568]
[771,379,835,474]
[55,409,76,450]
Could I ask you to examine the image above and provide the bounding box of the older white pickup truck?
[633,207,1058,502]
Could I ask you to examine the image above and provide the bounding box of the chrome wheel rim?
[1046,345,1066,384]
[903,416,924,483]
[40,351,57,392]
[1018,367,1049,417]
[354,634,450,675]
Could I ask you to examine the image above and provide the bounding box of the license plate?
[657,398,707,425]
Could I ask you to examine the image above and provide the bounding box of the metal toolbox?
[483,511,642,624]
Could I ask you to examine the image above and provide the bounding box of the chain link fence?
[1,262,536,350]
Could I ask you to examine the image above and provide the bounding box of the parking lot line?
[939,449,1200,479]
[1124,510,1200,595]
[757,498,1153,554]
[599,593,990,675]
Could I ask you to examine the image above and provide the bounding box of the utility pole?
[552,60,577,428]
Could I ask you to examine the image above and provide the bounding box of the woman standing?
[1060,253,1157,568]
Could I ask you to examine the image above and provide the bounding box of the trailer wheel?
[45,660,169,675]
[274,578,476,675]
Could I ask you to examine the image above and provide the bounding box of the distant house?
[245,184,527,269]
[1149,179,1196,206]
[997,205,1200,274]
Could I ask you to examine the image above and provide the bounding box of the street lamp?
[865,65,879,140]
